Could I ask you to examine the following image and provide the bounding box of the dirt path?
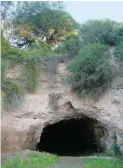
[48,157,82,168]
[48,156,116,168]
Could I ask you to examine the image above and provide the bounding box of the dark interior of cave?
[37,118,103,156]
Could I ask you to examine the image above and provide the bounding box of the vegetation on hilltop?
[1,1,123,110]
[65,20,123,98]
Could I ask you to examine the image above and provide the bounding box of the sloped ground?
[2,150,121,168]
[48,157,82,168]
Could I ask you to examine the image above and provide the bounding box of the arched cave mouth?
[37,117,105,156]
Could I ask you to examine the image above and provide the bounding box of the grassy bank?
[82,158,123,168]
[93,152,123,158]
[2,151,58,168]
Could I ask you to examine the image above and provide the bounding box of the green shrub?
[21,45,62,93]
[22,63,39,93]
[1,79,22,110]
[1,60,6,82]
[7,47,23,63]
[29,40,52,52]
[56,34,81,57]
[1,37,57,96]
[22,49,44,93]
[66,43,113,99]
[1,36,23,62]
[1,36,11,59]
[115,42,123,76]
[116,25,123,45]
[1,37,23,110]
[115,42,123,61]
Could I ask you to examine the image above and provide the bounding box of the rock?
[1,63,123,153]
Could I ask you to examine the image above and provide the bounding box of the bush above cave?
[66,43,113,99]
[79,19,117,46]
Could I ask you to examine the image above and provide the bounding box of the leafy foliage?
[1,36,11,58]
[1,79,22,110]
[115,24,123,45]
[13,1,78,44]
[21,43,60,92]
[15,24,33,39]
[115,42,123,61]
[1,36,23,62]
[66,43,113,99]
[1,35,58,98]
[22,50,42,93]
[56,34,81,57]
[1,1,13,21]
[115,42,123,76]
[79,19,117,46]
[1,1,123,105]
[64,19,123,99]
[1,37,23,110]
[1,60,6,82]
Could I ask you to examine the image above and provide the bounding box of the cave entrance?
[37,117,104,156]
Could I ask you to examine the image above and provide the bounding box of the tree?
[12,1,78,45]
[66,43,113,99]
[1,1,13,21]
[1,1,14,35]
[79,19,117,46]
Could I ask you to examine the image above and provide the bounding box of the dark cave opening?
[37,118,104,156]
